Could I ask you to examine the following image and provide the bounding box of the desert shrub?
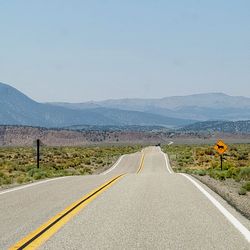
[208,170,227,180]
[65,168,82,175]
[96,159,103,164]
[230,146,237,151]
[230,151,238,158]
[216,171,227,180]
[238,161,247,167]
[226,167,240,179]
[242,182,250,191]
[0,172,5,178]
[205,148,214,155]
[23,176,33,183]
[84,167,92,174]
[193,170,207,176]
[17,176,26,184]
[33,171,48,180]
[0,177,4,185]
[28,168,37,177]
[237,152,248,161]
[239,167,250,181]
[222,162,235,170]
[238,188,247,195]
[175,167,183,172]
[0,176,12,185]
[83,159,91,165]
[210,161,218,169]
[28,168,48,179]
[183,168,192,174]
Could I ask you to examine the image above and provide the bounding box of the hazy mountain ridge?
[0,82,193,127]
[1,82,250,128]
[51,93,250,121]
[181,120,250,133]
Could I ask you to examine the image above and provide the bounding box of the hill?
[0,82,193,127]
[53,93,250,121]
[181,120,250,133]
[0,125,168,146]
[2,82,249,127]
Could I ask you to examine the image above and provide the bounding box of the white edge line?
[181,173,250,243]
[100,155,125,175]
[0,176,69,196]
[160,149,173,174]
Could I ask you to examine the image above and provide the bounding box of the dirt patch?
[192,175,250,219]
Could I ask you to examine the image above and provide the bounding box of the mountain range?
[181,120,250,133]
[0,82,193,127]
[52,93,250,121]
[0,82,250,128]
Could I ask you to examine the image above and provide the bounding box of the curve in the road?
[10,152,146,249]
[3,147,250,249]
[100,155,125,175]
[136,153,145,174]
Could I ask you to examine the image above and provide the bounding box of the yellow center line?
[10,174,126,250]
[137,153,145,174]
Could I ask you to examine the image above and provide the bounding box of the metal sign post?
[220,155,223,171]
[37,139,40,169]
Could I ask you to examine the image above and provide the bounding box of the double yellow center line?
[137,153,145,174]
[10,153,145,250]
[10,174,125,250]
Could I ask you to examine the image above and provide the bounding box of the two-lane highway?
[1,147,250,249]
[0,151,142,249]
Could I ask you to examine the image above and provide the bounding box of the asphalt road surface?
[0,147,249,249]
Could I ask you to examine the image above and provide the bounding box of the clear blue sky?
[0,0,249,102]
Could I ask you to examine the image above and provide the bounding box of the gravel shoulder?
[192,174,250,220]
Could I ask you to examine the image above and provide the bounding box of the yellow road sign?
[214,140,228,155]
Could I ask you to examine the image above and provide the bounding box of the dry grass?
[163,144,250,193]
[0,145,142,187]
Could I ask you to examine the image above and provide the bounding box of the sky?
[0,0,249,102]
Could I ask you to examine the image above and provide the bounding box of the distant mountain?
[181,120,250,133]
[52,102,101,110]
[0,82,193,127]
[2,82,249,128]
[64,125,168,132]
[52,93,250,121]
[0,82,111,127]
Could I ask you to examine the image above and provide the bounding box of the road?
[0,147,249,249]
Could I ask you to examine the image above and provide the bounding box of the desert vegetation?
[163,144,250,195]
[0,145,141,187]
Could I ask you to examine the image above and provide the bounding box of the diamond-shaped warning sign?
[214,140,228,155]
